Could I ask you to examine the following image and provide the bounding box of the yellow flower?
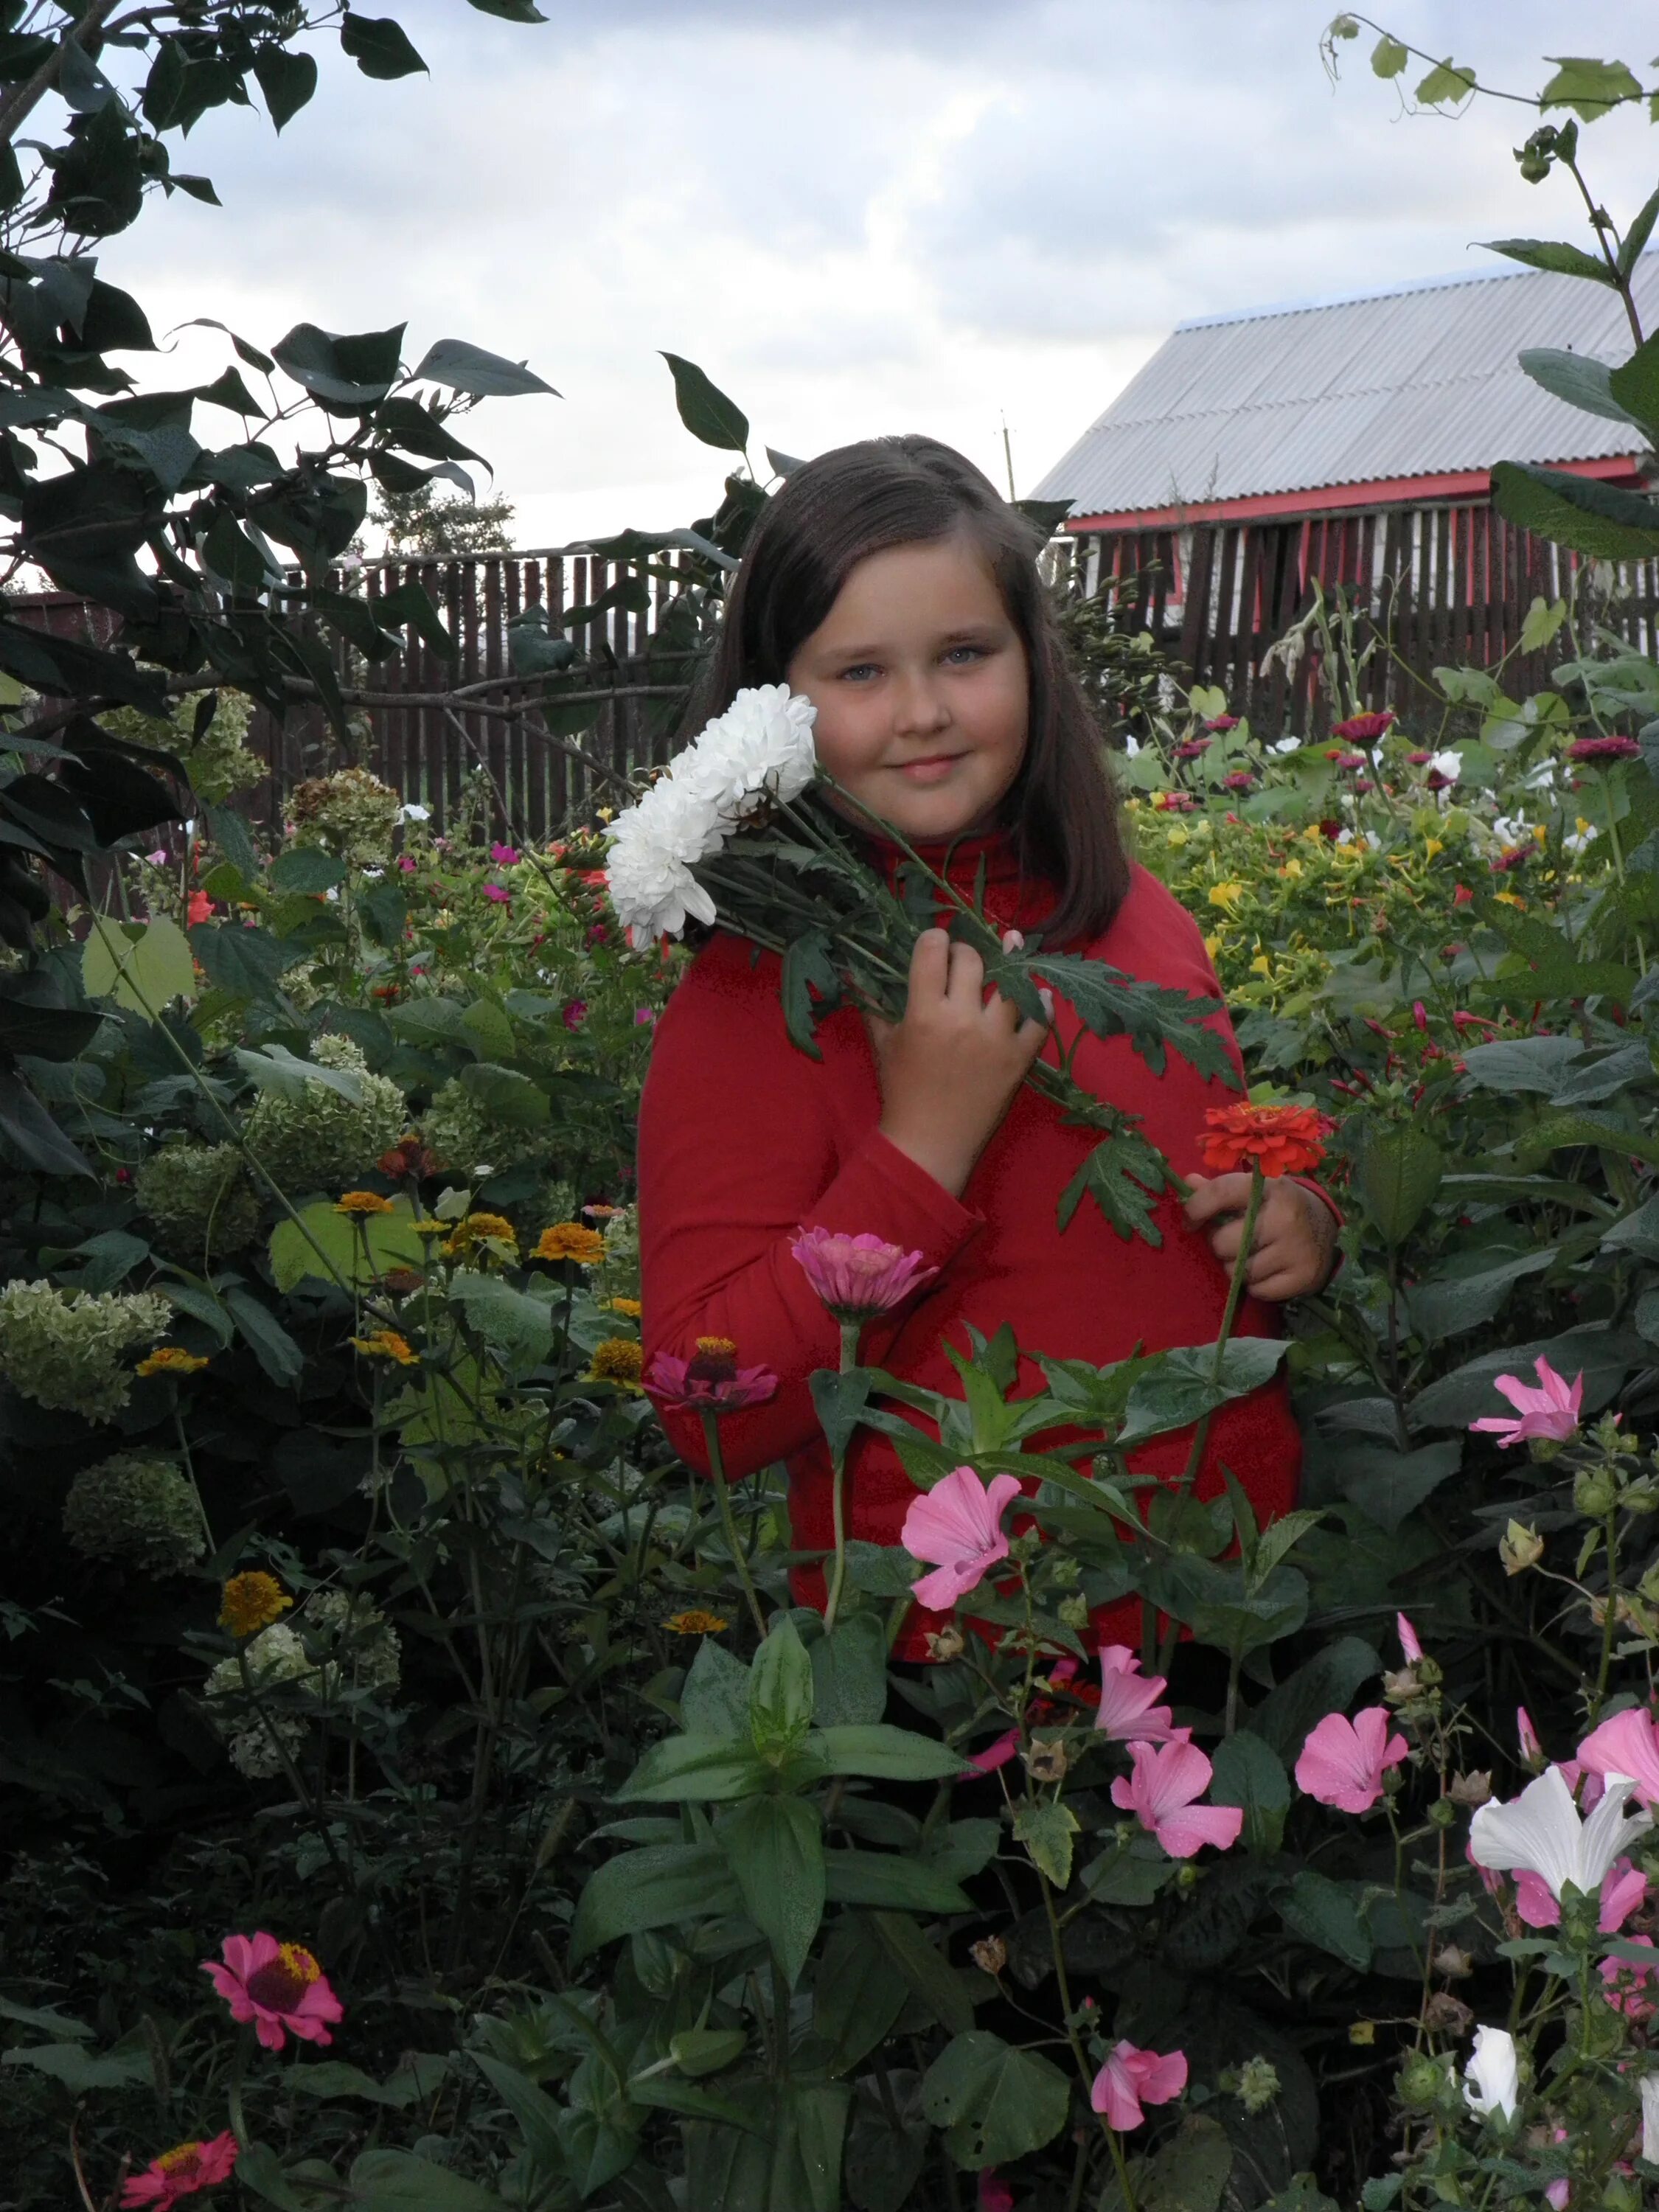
[1164,824,1188,847]
[443,1212,519,1262]
[350,1329,420,1366]
[664,1610,728,1635]
[1277,858,1303,879]
[411,1217,448,1237]
[136,1346,209,1377]
[695,1335,737,1357]
[1532,824,1548,844]
[595,806,615,823]
[1203,932,1222,960]
[1207,880,1245,912]
[1493,891,1527,909]
[1249,954,1273,977]
[602,1295,642,1318]
[1349,2021,1376,2048]
[219,1571,291,1638]
[1422,836,1444,859]
[588,1337,644,1388]
[534,1222,606,1265]
[335,1191,394,1216]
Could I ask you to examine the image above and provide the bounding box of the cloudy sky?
[100,0,1659,549]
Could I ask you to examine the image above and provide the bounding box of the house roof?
[1031,257,1659,528]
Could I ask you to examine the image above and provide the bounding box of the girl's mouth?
[895,754,965,785]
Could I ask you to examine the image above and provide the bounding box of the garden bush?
[11,16,1659,2212]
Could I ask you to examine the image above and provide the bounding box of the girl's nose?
[890,669,951,736]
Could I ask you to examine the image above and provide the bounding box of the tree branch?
[0,1,123,150]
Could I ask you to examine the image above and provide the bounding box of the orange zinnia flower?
[533,1222,606,1265]
[1200,1102,1333,1178]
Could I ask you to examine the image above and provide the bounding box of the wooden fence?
[1069,503,1659,737]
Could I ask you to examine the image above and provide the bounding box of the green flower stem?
[821,1317,863,1635]
[1153,1161,1264,1675]
[700,1409,767,1643]
[1593,1506,1621,1719]
[1596,765,1648,976]
[1039,1868,1133,2209]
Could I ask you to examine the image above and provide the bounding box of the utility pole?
[1001,414,1016,501]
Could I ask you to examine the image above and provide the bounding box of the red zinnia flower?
[1568,734,1641,763]
[120,2132,238,2208]
[1332,751,1366,771]
[1204,714,1240,732]
[1200,1101,1334,1178]
[1332,711,1395,744]
[201,1934,343,2052]
[647,1339,778,1413]
[1173,738,1211,761]
[1223,771,1255,790]
[1406,749,1433,767]
[1152,791,1198,813]
[1453,883,1474,906]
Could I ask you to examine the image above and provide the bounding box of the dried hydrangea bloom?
[134,1141,258,1261]
[240,1034,406,1195]
[0,1281,173,1422]
[63,1453,205,1573]
[421,1074,555,1175]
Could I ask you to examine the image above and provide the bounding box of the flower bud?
[970,1935,1007,1976]
[1427,1795,1458,1829]
[1024,1736,1068,1785]
[1048,1553,1082,1588]
[1573,1467,1619,1519]
[925,1625,966,1663]
[1398,2053,1447,2108]
[1057,1594,1089,1629]
[1175,1861,1202,1893]
[1500,1520,1545,1575]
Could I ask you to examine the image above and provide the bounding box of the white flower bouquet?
[605,686,1235,1242]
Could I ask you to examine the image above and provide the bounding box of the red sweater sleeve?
[638,936,983,1481]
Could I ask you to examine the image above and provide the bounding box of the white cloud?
[83,0,1659,546]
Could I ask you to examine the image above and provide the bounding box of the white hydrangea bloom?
[605,686,818,941]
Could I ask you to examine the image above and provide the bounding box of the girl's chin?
[823,785,1004,841]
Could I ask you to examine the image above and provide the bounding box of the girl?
[637,436,1338,1655]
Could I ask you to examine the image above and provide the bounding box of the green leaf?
[1413,57,1475,105]
[808,1612,887,1727]
[1281,1869,1372,1971]
[270,844,346,894]
[268,1195,426,1294]
[271,320,406,408]
[1406,1251,1555,1342]
[1607,330,1659,438]
[810,1724,967,1781]
[669,2028,748,2079]
[340,13,428,80]
[750,1613,815,1748]
[253,46,318,130]
[457,1060,549,1129]
[446,1272,554,1377]
[81,915,195,1015]
[347,2149,505,2208]
[411,338,557,398]
[780,928,841,1058]
[569,1843,742,1960]
[233,2145,312,2212]
[467,0,549,16]
[814,1916,910,2076]
[661,352,750,451]
[236,1043,362,1103]
[287,2054,446,2106]
[822,1852,971,1914]
[1519,594,1571,653]
[1485,237,1618,285]
[1208,1731,1290,1856]
[1013,1799,1080,1888]
[1113,2116,1234,2212]
[470,2052,563,2166]
[1619,184,1659,276]
[1493,460,1659,558]
[1332,1439,1461,1533]
[223,1286,304,1388]
[191,921,299,1004]
[682,1636,752,1738]
[869,1909,976,2034]
[2,2039,152,2090]
[1058,1132,1166,1244]
[613,1733,771,1804]
[1371,34,1408,77]
[920,2031,1071,2168]
[1119,1338,1289,1449]
[1518,347,1637,426]
[808,1367,874,1461]
[1540,55,1643,119]
[1352,1124,1441,1245]
[717,1795,825,1986]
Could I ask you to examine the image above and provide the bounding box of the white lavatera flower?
[1429,750,1461,782]
[1468,1764,1652,1901]
[1463,2025,1519,2124]
[1271,736,1301,755]
[1642,2073,1659,2164]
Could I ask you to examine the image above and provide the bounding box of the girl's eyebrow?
[824,624,1003,661]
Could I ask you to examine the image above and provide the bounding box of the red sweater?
[638,834,1307,1658]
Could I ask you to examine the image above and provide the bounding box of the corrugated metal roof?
[1031,257,1659,518]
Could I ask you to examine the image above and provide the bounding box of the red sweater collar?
[868,826,1056,933]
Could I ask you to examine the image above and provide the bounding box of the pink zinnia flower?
[633,1006,656,1026]
[482,882,511,904]
[1513,1854,1646,1933]
[1295,1708,1408,1813]
[562,999,588,1031]
[1205,714,1240,733]
[1577,1707,1659,1807]
[647,1343,778,1415]
[1568,735,1641,763]
[1469,1357,1582,1448]
[200,1934,343,2052]
[1332,710,1395,744]
[1173,737,1211,760]
[1089,2040,1188,2130]
[1111,1739,1242,1857]
[490,841,521,864]
[120,2132,238,2208]
[790,1226,937,1324]
[1397,1613,1423,1664]
[901,1466,1023,1613]
[1094,1646,1180,1744]
[396,854,417,873]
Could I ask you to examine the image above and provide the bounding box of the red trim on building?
[1063,452,1643,534]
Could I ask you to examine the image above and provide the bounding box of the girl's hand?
[1183,1172,1338,1301]
[869,927,1051,1198]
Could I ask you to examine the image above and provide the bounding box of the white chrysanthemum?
[605,686,818,940]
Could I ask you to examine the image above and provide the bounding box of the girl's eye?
[838,663,880,684]
[944,644,988,666]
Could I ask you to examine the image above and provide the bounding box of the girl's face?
[784,532,1030,842]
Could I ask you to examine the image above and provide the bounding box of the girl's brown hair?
[702,434,1131,947]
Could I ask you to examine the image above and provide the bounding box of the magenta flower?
[1173,737,1211,761]
[562,999,588,1031]
[790,1226,937,1324]
[120,2132,238,2208]
[647,1342,777,1415]
[396,854,417,874]
[1517,1706,1544,1768]
[482,882,512,905]
[200,1933,343,2052]
[1110,1739,1243,1857]
[633,1006,657,1026]
[1568,735,1641,763]
[1469,1357,1582,1448]
[1205,714,1241,733]
[1094,1646,1180,1744]
[1514,1854,1646,1933]
[1295,1708,1408,1813]
[1089,2040,1188,2130]
[1397,1613,1423,1665]
[1332,710,1395,745]
[1599,1931,1658,2020]
[970,1728,1020,1774]
[490,841,521,864]
[1578,1706,1659,1807]
[901,1467,1023,1613]
[978,2175,1015,2212]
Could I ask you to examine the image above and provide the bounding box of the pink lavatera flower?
[1094,1646,1181,1744]
[1599,1931,1659,2020]
[1517,1707,1545,1770]
[976,2174,1015,2212]
[1470,1357,1583,1447]
[119,2132,238,2209]
[1576,1707,1659,1808]
[902,1466,1023,1613]
[1110,1739,1243,1857]
[1397,1613,1422,1665]
[1295,1708,1408,1813]
[201,1933,343,2052]
[1513,1855,1646,1933]
[1089,2040,1189,2130]
[970,1728,1020,1775]
[790,1227,936,1323]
